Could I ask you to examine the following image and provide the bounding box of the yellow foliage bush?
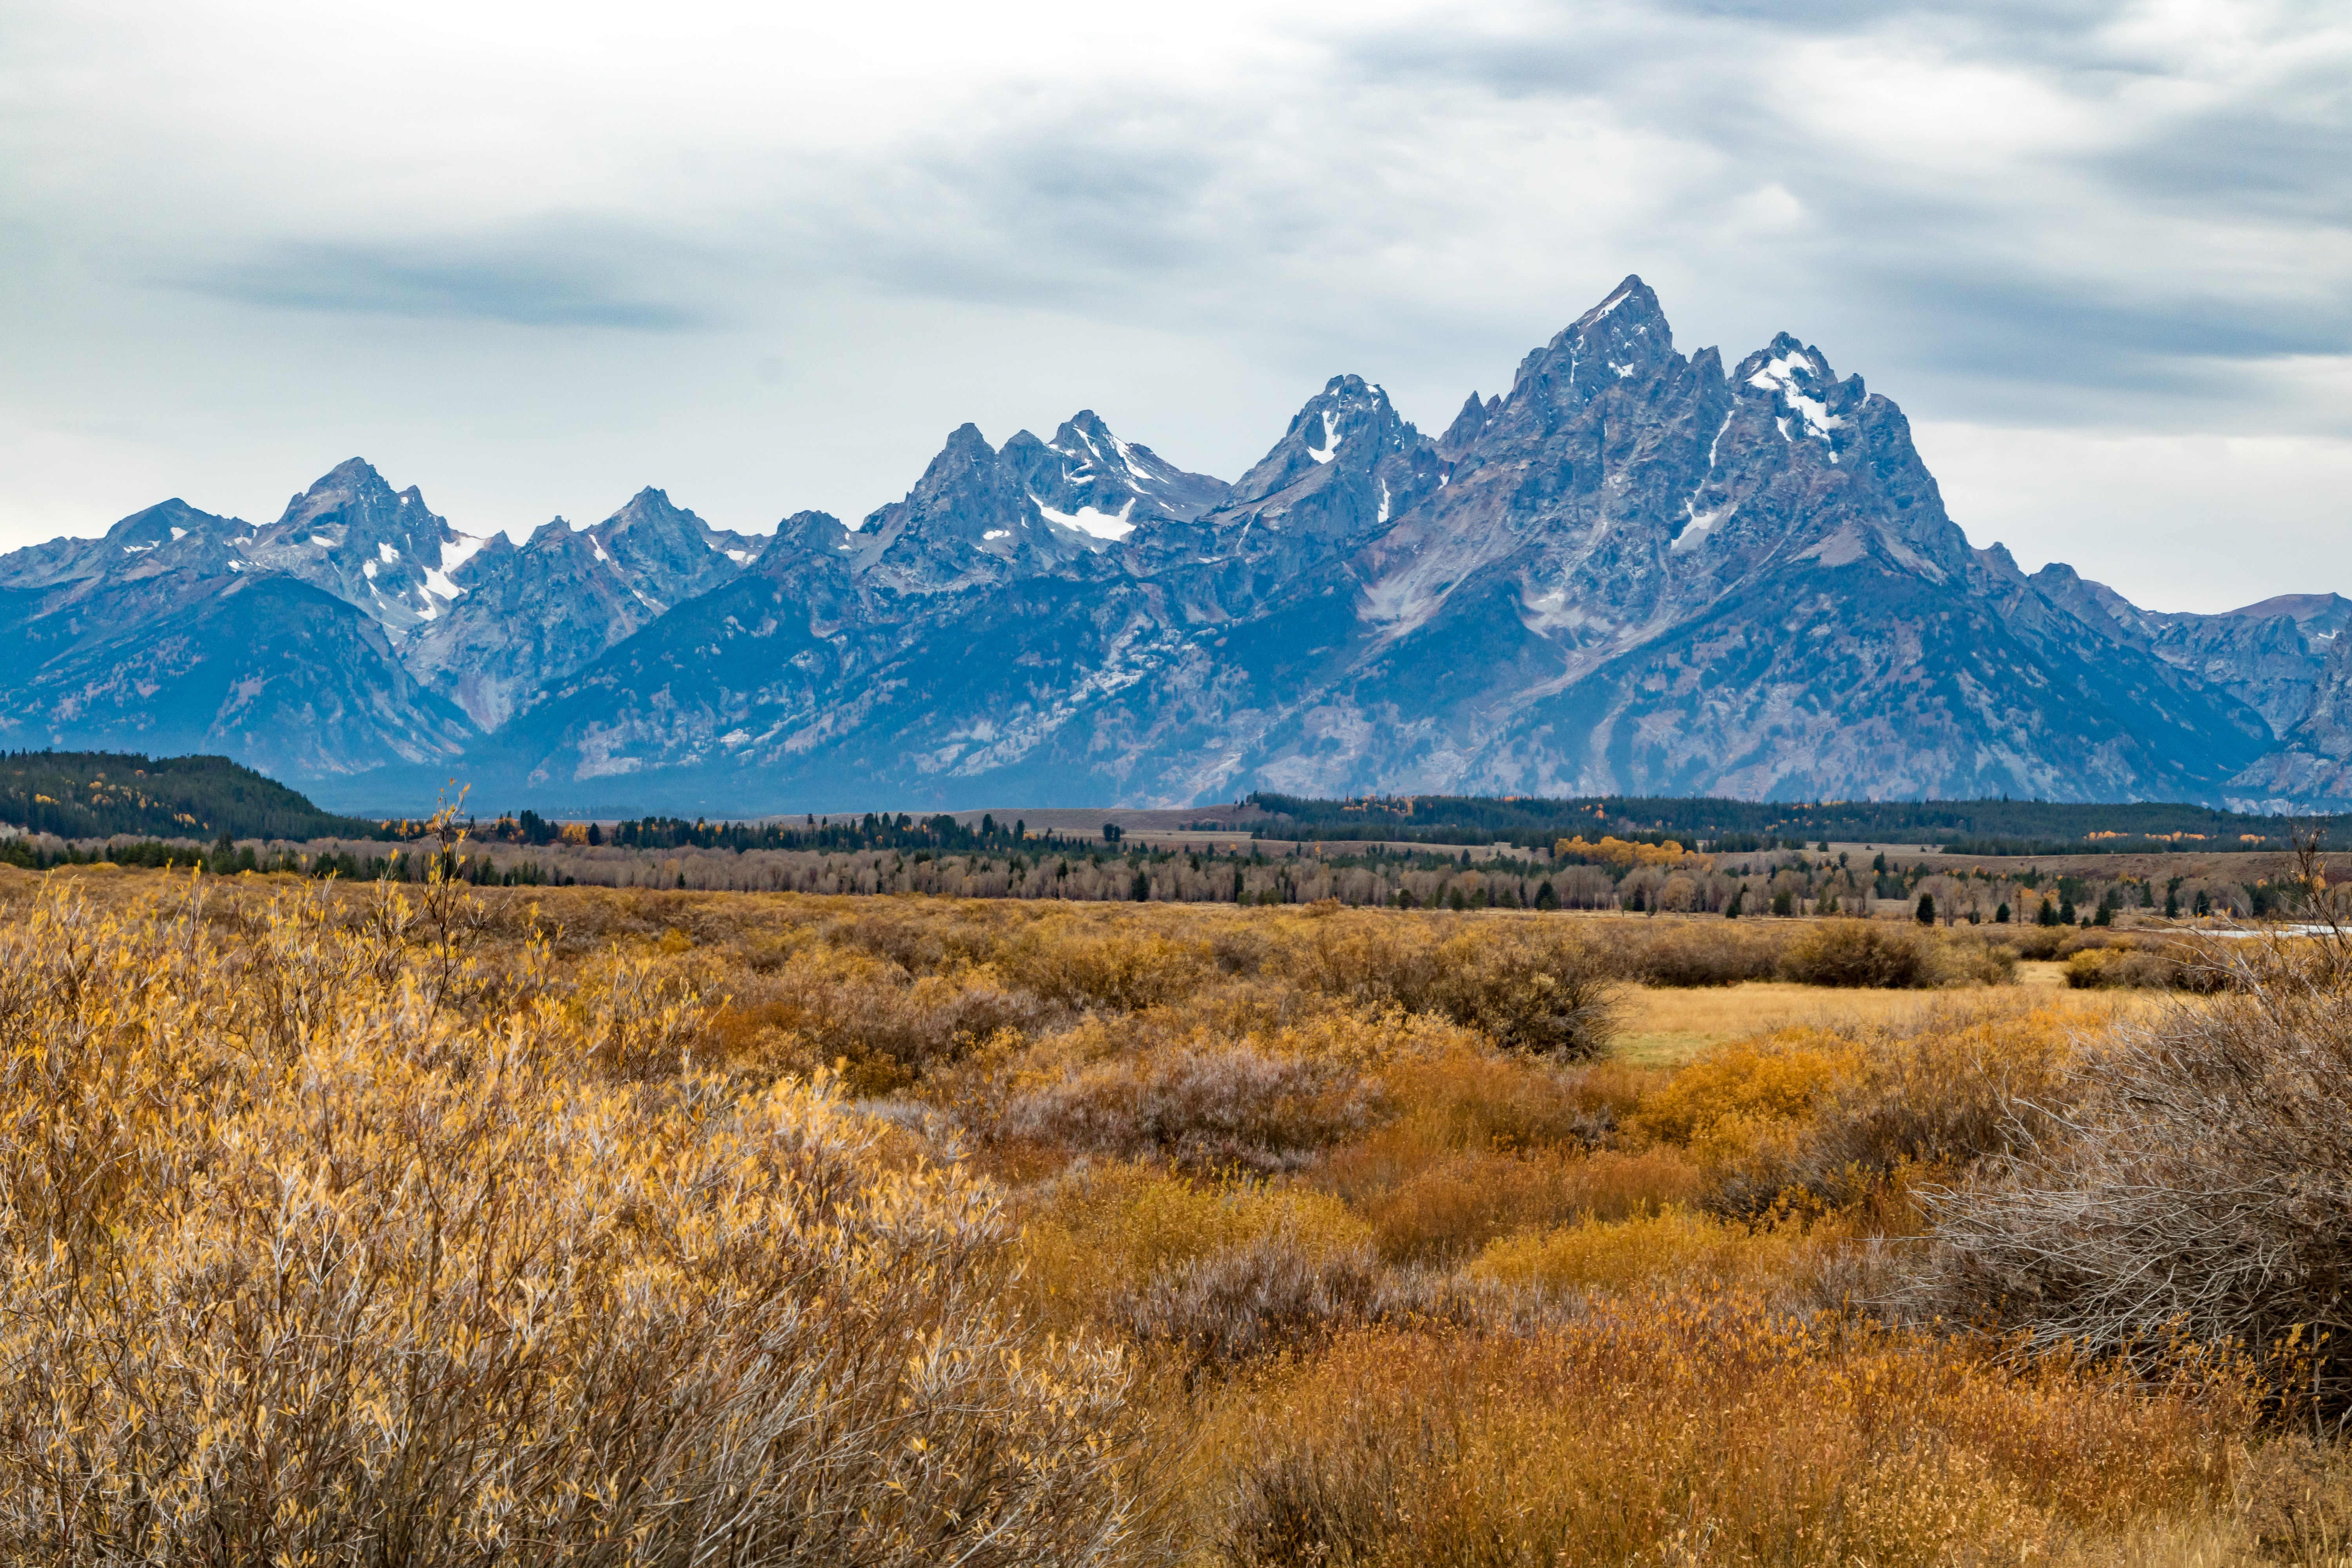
[1655,1003,2083,1217]
[1470,1208,1815,1294]
[1013,1162,1370,1328]
[1354,1146,1705,1264]
[0,878,1136,1565]
[1624,1026,1866,1151]
[1196,1301,2250,1567]
[1553,834,1692,867]
[1368,1045,1638,1155]
[1262,913,1619,1056]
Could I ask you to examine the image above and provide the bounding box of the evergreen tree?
[1724,886,1744,919]
[1915,892,1936,925]
[1535,880,1559,910]
[2194,889,2212,917]
[1771,889,1794,917]
[2059,896,2077,924]
[2164,889,2180,918]
[1994,902,2011,924]
[2039,898,2060,927]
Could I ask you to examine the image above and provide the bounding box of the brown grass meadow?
[5,854,2352,1565]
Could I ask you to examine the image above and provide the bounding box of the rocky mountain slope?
[5,278,2341,813]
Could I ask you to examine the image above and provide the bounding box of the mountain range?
[6,276,2347,816]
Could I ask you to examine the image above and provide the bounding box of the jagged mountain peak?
[590,486,706,549]
[1229,376,1420,502]
[276,457,416,529]
[584,487,753,610]
[600,485,685,525]
[1203,376,1441,550]
[1727,334,1867,465]
[1493,279,1684,436]
[762,509,853,561]
[850,424,1090,592]
[1437,392,1498,462]
[1004,409,1231,536]
[1579,273,1665,328]
[234,459,475,636]
[105,497,218,547]
[0,497,251,592]
[1049,409,1116,450]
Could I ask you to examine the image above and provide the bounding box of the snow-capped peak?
[1747,348,1843,443]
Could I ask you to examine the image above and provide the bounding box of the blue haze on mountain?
[7,279,2350,815]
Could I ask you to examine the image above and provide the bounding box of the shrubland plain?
[8,848,2352,1565]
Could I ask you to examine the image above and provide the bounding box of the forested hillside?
[1249,791,2346,854]
[0,751,384,841]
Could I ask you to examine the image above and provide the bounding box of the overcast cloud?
[1,0,2346,610]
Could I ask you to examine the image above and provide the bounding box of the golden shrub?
[1780,918,1932,988]
[1353,1146,1704,1265]
[1263,914,1618,1055]
[0,877,1136,1565]
[1013,1162,1370,1328]
[1624,1026,1867,1151]
[1197,1300,2250,1567]
[1469,1208,1814,1294]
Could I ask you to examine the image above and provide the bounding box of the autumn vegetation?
[5,843,2352,1564]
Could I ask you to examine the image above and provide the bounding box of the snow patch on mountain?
[1308,412,1340,463]
[1749,353,1843,441]
[1034,497,1137,540]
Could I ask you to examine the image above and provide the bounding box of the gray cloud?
[176,239,715,330]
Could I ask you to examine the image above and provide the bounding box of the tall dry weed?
[0,877,1136,1566]
[1198,1298,2251,1567]
[1350,1146,1706,1264]
[1631,1004,2081,1220]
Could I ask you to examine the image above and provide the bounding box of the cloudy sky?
[2,0,2346,611]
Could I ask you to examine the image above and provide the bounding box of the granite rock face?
[9,278,2347,813]
[400,487,755,730]
[2224,616,2352,811]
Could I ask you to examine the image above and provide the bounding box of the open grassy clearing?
[1615,975,2170,1065]
[5,859,2351,1564]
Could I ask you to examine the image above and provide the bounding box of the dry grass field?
[1615,972,2170,1065]
[4,857,2350,1565]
